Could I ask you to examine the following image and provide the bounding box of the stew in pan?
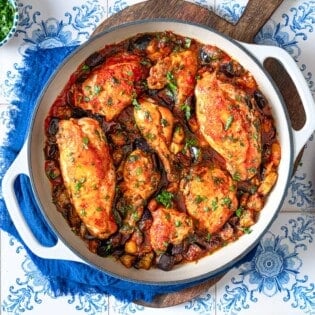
[44,31,280,271]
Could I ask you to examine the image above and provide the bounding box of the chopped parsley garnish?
[135,167,143,176]
[249,185,258,194]
[232,172,241,181]
[184,37,192,48]
[184,138,197,149]
[166,71,177,94]
[180,103,192,120]
[132,98,141,110]
[140,59,151,66]
[98,243,113,256]
[235,207,244,218]
[241,227,252,234]
[145,133,156,140]
[247,167,257,174]
[156,190,174,208]
[128,154,139,162]
[224,115,234,131]
[221,197,232,208]
[47,170,59,180]
[82,136,89,148]
[0,0,15,41]
[164,212,171,220]
[206,233,212,242]
[211,198,218,211]
[74,178,86,192]
[80,208,87,217]
[175,220,182,227]
[93,85,102,95]
[81,64,90,72]
[161,118,169,127]
[132,211,140,221]
[194,195,207,204]
[119,204,135,216]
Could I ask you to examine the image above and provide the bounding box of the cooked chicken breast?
[150,206,193,252]
[73,52,148,121]
[147,49,198,110]
[119,149,161,229]
[195,71,262,181]
[56,117,117,239]
[134,97,178,182]
[181,165,238,234]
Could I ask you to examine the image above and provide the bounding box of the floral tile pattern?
[255,0,315,214]
[215,0,248,24]
[1,1,315,314]
[216,213,315,315]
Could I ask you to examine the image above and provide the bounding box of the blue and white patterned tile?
[107,0,136,17]
[0,104,13,146]
[187,0,248,23]
[215,0,248,24]
[216,212,315,315]
[254,0,315,213]
[254,0,315,93]
[108,288,215,315]
[0,0,107,103]
[186,0,215,12]
[14,0,106,49]
[284,134,315,212]
[1,228,216,315]
[107,0,248,24]
[0,232,109,315]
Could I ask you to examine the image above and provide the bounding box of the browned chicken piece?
[134,97,178,182]
[119,149,161,229]
[180,165,238,235]
[150,206,193,252]
[56,117,117,239]
[73,52,148,121]
[145,35,174,62]
[195,71,262,181]
[147,49,198,110]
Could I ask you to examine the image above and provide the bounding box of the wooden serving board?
[92,0,305,307]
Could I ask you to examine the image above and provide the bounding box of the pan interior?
[28,20,293,284]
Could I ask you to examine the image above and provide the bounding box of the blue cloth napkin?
[0,46,255,302]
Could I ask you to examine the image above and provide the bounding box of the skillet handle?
[2,143,84,263]
[241,43,315,161]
